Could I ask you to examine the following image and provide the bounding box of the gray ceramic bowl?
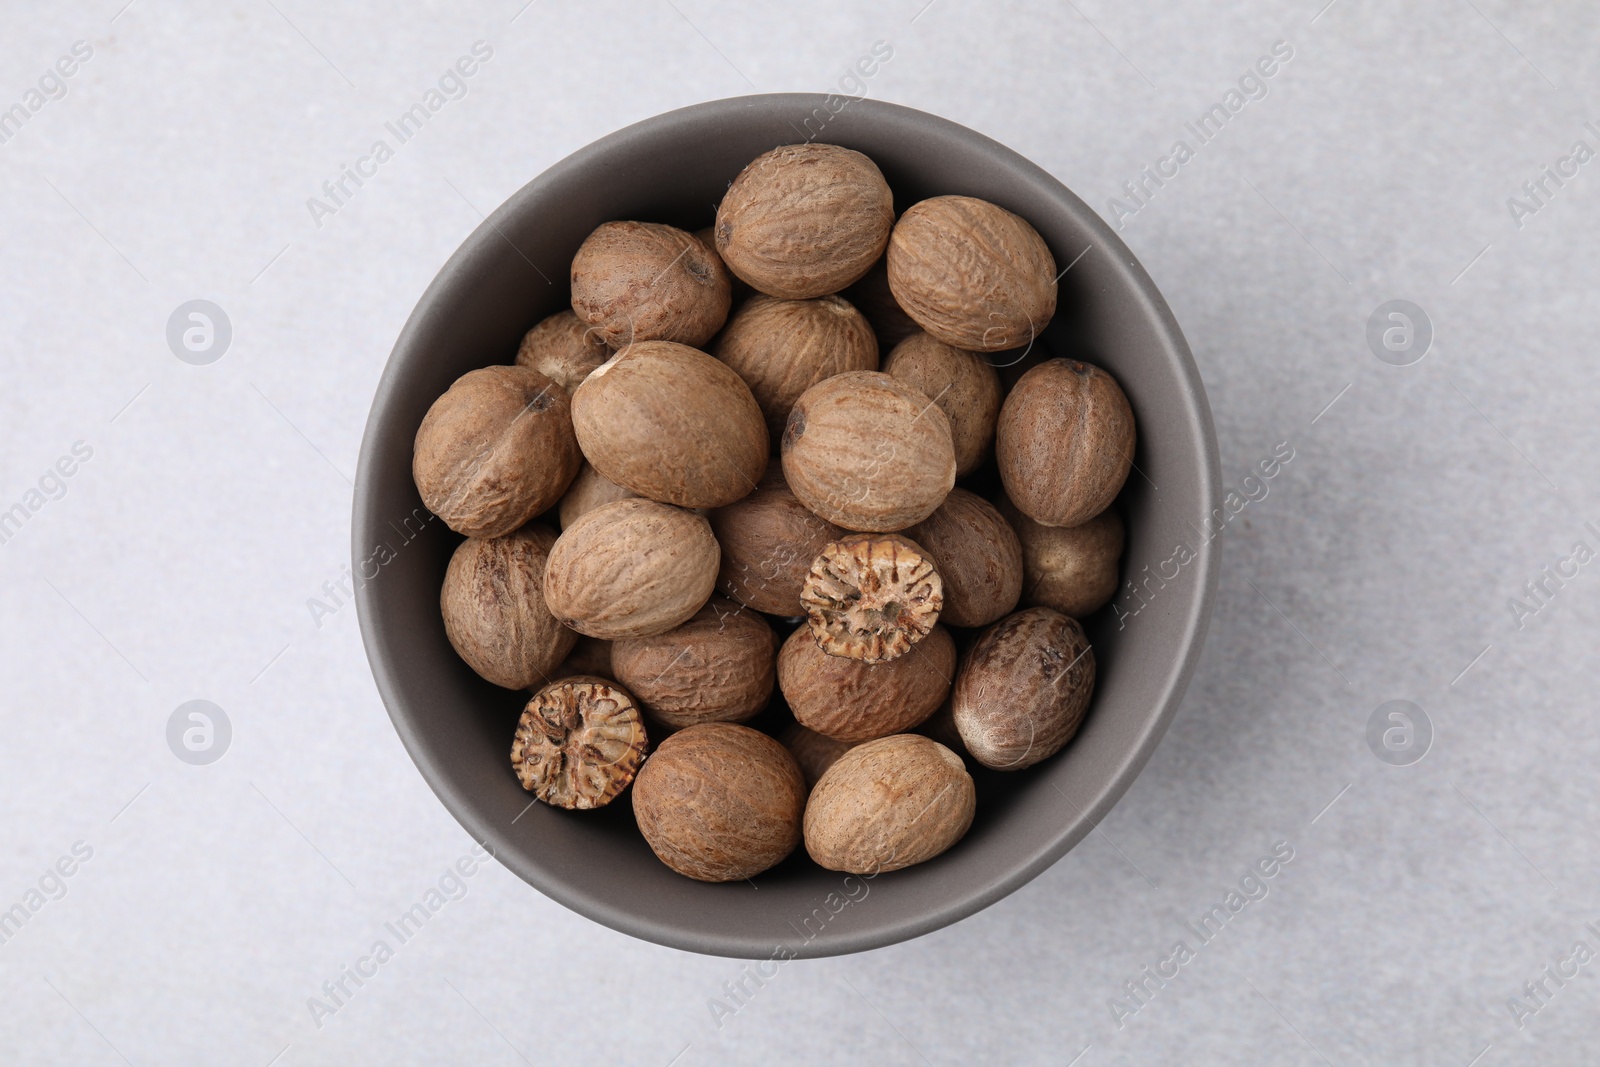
[354,93,1219,959]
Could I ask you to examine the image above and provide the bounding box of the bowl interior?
[354,94,1219,958]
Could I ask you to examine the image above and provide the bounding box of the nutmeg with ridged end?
[511,676,647,809]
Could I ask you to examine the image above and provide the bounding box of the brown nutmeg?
[781,371,956,532]
[570,221,731,348]
[707,464,843,616]
[611,598,777,728]
[557,462,636,530]
[712,295,878,445]
[413,365,581,538]
[441,524,577,690]
[715,143,894,299]
[997,359,1135,527]
[998,497,1125,617]
[779,722,860,788]
[801,533,943,663]
[778,623,955,742]
[886,195,1057,351]
[511,676,647,809]
[905,488,1023,629]
[843,256,921,352]
[952,607,1095,770]
[572,341,768,508]
[882,332,1003,477]
[546,635,613,684]
[803,734,975,874]
[514,310,611,394]
[632,723,806,882]
[543,498,719,640]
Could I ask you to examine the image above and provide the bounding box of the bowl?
[354,93,1220,958]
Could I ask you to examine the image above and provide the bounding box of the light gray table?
[2,1,1596,1064]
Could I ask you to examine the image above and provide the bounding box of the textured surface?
[5,1,1599,1064]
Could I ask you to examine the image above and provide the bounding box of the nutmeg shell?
[996,359,1135,528]
[441,523,577,690]
[882,331,1003,477]
[777,624,955,742]
[905,488,1023,629]
[611,598,777,728]
[952,607,1095,770]
[570,221,731,348]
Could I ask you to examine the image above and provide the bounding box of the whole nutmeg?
[952,607,1095,770]
[611,598,777,728]
[882,332,1003,477]
[572,341,767,508]
[843,257,921,352]
[712,295,878,444]
[510,676,647,809]
[441,524,577,690]
[557,462,636,530]
[886,195,1057,351]
[570,221,731,348]
[715,143,894,299]
[800,533,943,663]
[905,488,1023,629]
[633,723,806,882]
[781,371,956,532]
[543,498,719,640]
[915,699,966,756]
[514,310,611,393]
[413,365,581,538]
[804,734,975,874]
[997,359,1135,527]
[779,722,860,788]
[998,497,1125,617]
[778,624,955,742]
[708,464,843,616]
[546,635,613,684]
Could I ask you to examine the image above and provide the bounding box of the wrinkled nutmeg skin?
[997,497,1124,617]
[715,143,894,299]
[779,722,860,789]
[781,371,956,532]
[571,341,768,508]
[906,488,1023,629]
[570,221,732,348]
[611,598,777,728]
[886,195,1057,351]
[510,676,647,810]
[544,635,613,685]
[440,524,577,690]
[778,624,955,742]
[882,332,1003,477]
[413,365,581,538]
[514,310,611,393]
[843,256,921,352]
[557,462,636,530]
[804,734,975,874]
[712,294,879,445]
[543,498,719,640]
[952,607,1095,770]
[708,464,843,616]
[633,723,806,882]
[997,359,1135,528]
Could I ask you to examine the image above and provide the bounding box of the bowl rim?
[354,92,1221,957]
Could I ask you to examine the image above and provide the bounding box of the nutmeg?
[779,722,860,788]
[803,734,975,874]
[547,635,613,683]
[843,256,921,352]
[611,598,777,728]
[570,220,731,348]
[571,340,768,508]
[712,294,878,445]
[514,310,611,394]
[632,723,806,882]
[882,331,1003,477]
[557,462,636,530]
[440,523,577,690]
[781,371,956,532]
[511,676,647,809]
[542,498,719,640]
[997,497,1124,617]
[708,464,843,616]
[997,359,1135,527]
[887,195,1057,351]
[413,365,581,538]
[778,623,955,742]
[905,488,1023,629]
[800,533,943,663]
[952,607,1095,770]
[715,143,894,299]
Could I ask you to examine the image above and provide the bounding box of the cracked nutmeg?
[511,675,648,809]
[799,532,943,663]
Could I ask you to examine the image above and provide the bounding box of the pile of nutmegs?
[413,143,1135,883]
